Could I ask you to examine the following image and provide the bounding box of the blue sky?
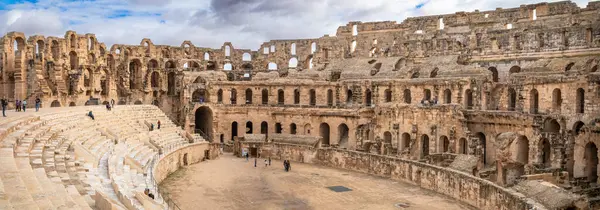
[0,0,591,49]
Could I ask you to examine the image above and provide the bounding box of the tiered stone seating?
[0,105,192,209]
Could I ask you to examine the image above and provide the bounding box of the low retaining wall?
[153,142,220,183]
[313,149,546,210]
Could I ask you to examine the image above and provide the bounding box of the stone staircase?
[0,105,194,209]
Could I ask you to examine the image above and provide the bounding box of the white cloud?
[0,0,593,50]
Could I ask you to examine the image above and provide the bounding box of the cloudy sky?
[0,0,591,50]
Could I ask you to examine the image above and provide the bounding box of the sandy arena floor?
[160,154,473,210]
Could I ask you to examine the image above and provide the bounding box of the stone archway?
[51,100,61,107]
[194,106,213,141]
[320,123,330,145]
[585,142,598,183]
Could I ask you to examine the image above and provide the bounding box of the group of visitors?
[1,97,42,117]
[420,96,438,106]
[283,160,292,172]
[150,120,161,131]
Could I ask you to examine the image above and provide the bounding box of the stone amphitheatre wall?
[312,148,546,210]
[153,142,220,183]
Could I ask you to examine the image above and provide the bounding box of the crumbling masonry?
[2,1,600,208]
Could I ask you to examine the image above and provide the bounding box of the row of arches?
[217,88,335,106]
[226,121,350,147]
[504,87,584,114]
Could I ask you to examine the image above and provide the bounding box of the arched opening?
[401,133,411,151]
[304,124,311,135]
[207,62,216,70]
[224,45,231,57]
[443,89,452,104]
[384,132,392,148]
[509,66,521,74]
[261,122,268,135]
[151,72,160,88]
[195,107,213,141]
[311,42,317,54]
[152,100,159,106]
[585,142,598,183]
[230,89,237,104]
[288,58,298,68]
[465,89,473,109]
[261,89,269,105]
[439,136,449,153]
[68,102,76,107]
[476,132,488,164]
[268,62,278,70]
[69,51,78,70]
[508,88,517,111]
[70,34,76,48]
[338,123,349,148]
[217,89,223,103]
[576,88,585,114]
[147,59,158,69]
[231,122,238,141]
[291,43,296,55]
[192,89,207,103]
[346,90,353,104]
[35,40,44,55]
[246,121,253,134]
[327,89,333,106]
[430,68,438,78]
[320,123,330,145]
[489,67,499,82]
[204,52,210,60]
[515,136,529,165]
[384,89,392,102]
[573,121,585,136]
[309,89,316,106]
[565,62,575,71]
[403,89,411,104]
[183,153,188,166]
[245,89,253,104]
[129,59,142,89]
[421,135,430,158]
[543,119,561,133]
[134,100,143,105]
[290,123,297,134]
[530,89,538,114]
[84,68,92,88]
[242,52,251,61]
[51,100,61,107]
[350,40,357,53]
[100,70,109,96]
[277,89,284,105]
[167,72,175,95]
[51,40,59,60]
[459,138,468,154]
[365,89,372,106]
[223,63,233,71]
[275,123,282,133]
[294,89,300,104]
[552,88,562,111]
[423,89,431,101]
[539,138,551,168]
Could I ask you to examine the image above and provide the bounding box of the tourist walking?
[268,157,271,166]
[157,120,161,129]
[88,111,95,120]
[22,100,26,112]
[106,103,111,111]
[284,160,288,172]
[150,123,154,131]
[1,97,7,117]
[15,100,20,112]
[254,158,257,167]
[35,97,41,112]
[245,152,249,161]
[264,159,268,167]
[111,99,115,107]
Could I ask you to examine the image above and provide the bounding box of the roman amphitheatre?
[1,1,599,209]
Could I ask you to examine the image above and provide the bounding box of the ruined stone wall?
[153,142,220,183]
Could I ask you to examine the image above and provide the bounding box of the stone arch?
[509,66,521,74]
[309,89,316,106]
[294,89,300,104]
[70,34,76,48]
[134,100,143,105]
[151,71,160,88]
[245,88,252,104]
[489,67,499,82]
[291,43,297,55]
[439,136,449,153]
[129,59,142,89]
[384,132,393,148]
[35,39,44,55]
[529,89,538,114]
[327,89,333,106]
[84,68,92,88]
[51,40,60,60]
[543,118,561,133]
[51,100,61,107]
[304,123,311,135]
[246,121,253,134]
[585,142,598,183]
[576,88,585,114]
[475,132,488,164]
[459,138,468,154]
[277,89,284,105]
[552,88,562,111]
[217,89,223,103]
[430,67,438,78]
[204,52,210,60]
[311,42,317,54]
[167,72,176,95]
[261,89,269,105]
[384,89,392,102]
[365,89,372,106]
[539,138,551,168]
[320,123,330,145]
[464,89,473,109]
[242,52,251,61]
[400,133,411,151]
[147,59,159,69]
[421,134,430,158]
[403,89,411,104]
[223,63,233,71]
[195,106,213,141]
[224,45,231,57]
[69,51,78,70]
[231,122,238,141]
[444,89,452,104]
[508,88,517,111]
[514,135,529,165]
[268,62,278,70]
[192,89,207,103]
[346,89,353,104]
[573,121,585,136]
[260,121,268,135]
[100,69,109,96]
[275,123,282,133]
[565,62,575,71]
[290,123,297,134]
[289,57,298,68]
[230,89,237,104]
[423,89,431,101]
[338,123,349,148]
[242,63,252,71]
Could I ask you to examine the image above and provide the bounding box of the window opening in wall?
[484,14,489,18]
[351,40,357,53]
[294,89,300,104]
[352,25,358,36]
[586,28,593,44]
[311,42,317,54]
[438,18,444,30]
[268,62,278,70]
[291,43,296,55]
[289,58,298,68]
[415,30,423,34]
[309,58,314,69]
[204,52,210,60]
[309,89,316,106]
[327,89,333,106]
[532,9,537,20]
[576,88,585,114]
[263,47,269,54]
[506,23,513,29]
[224,63,232,71]
[275,123,282,133]
[242,52,251,61]
[270,45,275,52]
[225,46,231,57]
